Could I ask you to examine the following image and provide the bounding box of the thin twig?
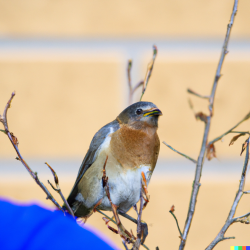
[127,60,133,93]
[0,129,6,134]
[0,92,63,211]
[45,162,75,217]
[97,210,116,224]
[127,59,145,105]
[187,89,210,99]
[230,131,250,134]
[122,240,129,250]
[179,1,239,249]
[169,206,183,239]
[208,112,250,146]
[163,141,197,164]
[140,45,157,101]
[132,185,144,250]
[234,211,250,222]
[206,137,250,250]
[127,60,133,105]
[97,201,150,249]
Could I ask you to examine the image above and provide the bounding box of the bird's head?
[116,101,162,129]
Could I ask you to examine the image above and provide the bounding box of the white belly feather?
[100,165,152,213]
[76,126,153,213]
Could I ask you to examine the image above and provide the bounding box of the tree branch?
[169,205,183,240]
[140,45,157,101]
[187,89,210,99]
[208,112,250,146]
[127,58,148,105]
[127,45,157,104]
[132,186,144,250]
[243,190,250,194]
[206,137,249,250]
[179,1,239,249]
[163,141,197,164]
[45,162,75,217]
[0,92,65,212]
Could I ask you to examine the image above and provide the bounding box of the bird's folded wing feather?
[67,119,120,206]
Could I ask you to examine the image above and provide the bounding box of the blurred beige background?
[0,0,250,249]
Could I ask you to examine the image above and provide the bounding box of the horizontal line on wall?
[0,39,249,62]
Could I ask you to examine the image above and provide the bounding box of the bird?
[66,101,162,241]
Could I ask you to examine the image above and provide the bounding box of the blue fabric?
[0,199,114,250]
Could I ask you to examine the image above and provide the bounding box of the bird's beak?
[143,108,163,117]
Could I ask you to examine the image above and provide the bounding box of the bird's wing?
[67,119,120,206]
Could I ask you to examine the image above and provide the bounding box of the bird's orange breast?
[110,124,160,170]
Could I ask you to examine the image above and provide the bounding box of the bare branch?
[208,112,250,146]
[127,60,133,104]
[169,205,183,239]
[187,88,210,99]
[45,162,75,218]
[2,91,15,130]
[0,92,63,212]
[234,211,250,224]
[140,45,157,101]
[132,185,144,250]
[206,137,249,250]
[127,60,133,92]
[163,141,197,164]
[127,58,145,105]
[122,240,129,250]
[132,81,144,95]
[179,1,239,249]
[98,209,150,250]
[127,45,157,104]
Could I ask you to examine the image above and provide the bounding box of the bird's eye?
[136,109,143,115]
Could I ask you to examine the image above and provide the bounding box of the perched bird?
[66,101,162,240]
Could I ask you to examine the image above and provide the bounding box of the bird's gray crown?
[117,101,161,126]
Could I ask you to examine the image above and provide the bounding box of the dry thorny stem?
[206,137,250,250]
[128,45,157,105]
[162,1,239,249]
